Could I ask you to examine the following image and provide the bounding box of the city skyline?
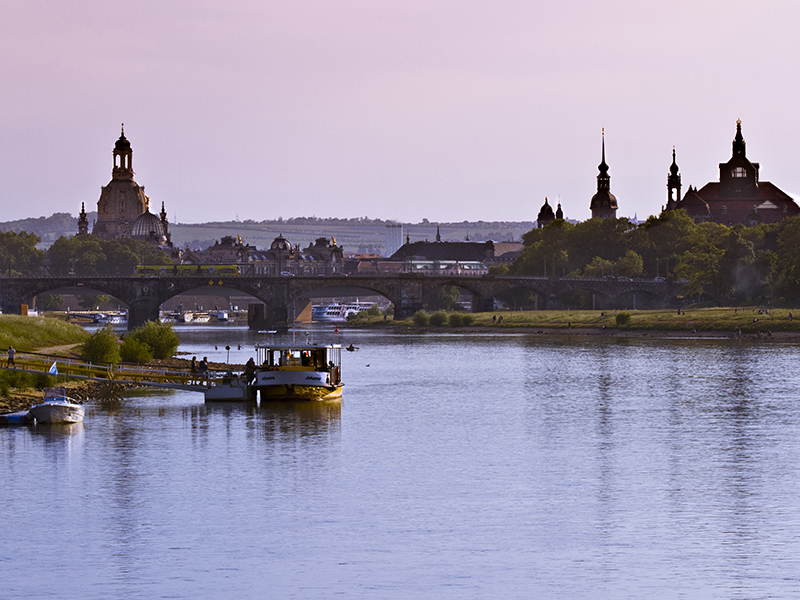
[2,1,799,224]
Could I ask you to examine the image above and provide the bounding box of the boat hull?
[204,380,255,402]
[29,402,85,424]
[258,383,343,401]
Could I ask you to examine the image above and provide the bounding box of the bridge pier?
[473,294,495,313]
[247,303,290,331]
[127,299,162,330]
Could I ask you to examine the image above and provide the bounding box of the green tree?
[47,235,175,277]
[640,210,696,278]
[429,311,447,326]
[424,285,460,311]
[412,310,429,326]
[126,321,179,359]
[81,325,121,364]
[37,294,63,312]
[78,294,111,310]
[0,230,46,276]
[120,337,154,364]
[583,257,615,278]
[776,216,800,300]
[614,250,645,278]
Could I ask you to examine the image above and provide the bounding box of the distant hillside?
[0,212,80,246]
[0,213,535,255]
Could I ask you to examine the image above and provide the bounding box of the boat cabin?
[255,345,342,382]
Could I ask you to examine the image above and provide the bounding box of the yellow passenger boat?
[253,344,343,401]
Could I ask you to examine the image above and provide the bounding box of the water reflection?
[257,400,341,442]
[31,422,85,437]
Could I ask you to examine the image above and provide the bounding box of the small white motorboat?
[28,388,85,424]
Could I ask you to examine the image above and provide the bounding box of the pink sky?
[1,0,799,224]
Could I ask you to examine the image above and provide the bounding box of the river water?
[3,326,800,599]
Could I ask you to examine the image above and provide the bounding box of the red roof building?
[665,120,800,226]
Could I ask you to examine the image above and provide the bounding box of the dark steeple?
[435,225,441,242]
[590,129,617,219]
[667,146,682,209]
[555,202,563,220]
[77,202,89,235]
[597,129,610,190]
[732,118,746,158]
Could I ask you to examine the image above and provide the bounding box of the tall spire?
[590,128,617,219]
[598,128,609,175]
[732,118,746,157]
[596,128,610,190]
[435,225,441,242]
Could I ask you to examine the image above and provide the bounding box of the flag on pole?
[48,362,57,375]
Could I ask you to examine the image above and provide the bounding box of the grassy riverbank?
[0,314,89,351]
[355,307,800,334]
[0,315,90,412]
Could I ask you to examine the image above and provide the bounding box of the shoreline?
[348,322,800,339]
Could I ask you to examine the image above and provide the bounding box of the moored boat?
[28,388,85,424]
[204,373,255,402]
[253,344,343,401]
[0,410,34,425]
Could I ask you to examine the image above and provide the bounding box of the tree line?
[502,210,800,305]
[0,233,174,278]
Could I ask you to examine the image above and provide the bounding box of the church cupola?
[537,197,556,228]
[556,202,564,220]
[667,147,682,208]
[590,129,618,219]
[112,123,133,180]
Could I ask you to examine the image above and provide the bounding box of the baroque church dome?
[130,210,165,241]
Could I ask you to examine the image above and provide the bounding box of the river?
[3,326,800,599]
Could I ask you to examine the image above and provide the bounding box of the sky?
[2,0,800,224]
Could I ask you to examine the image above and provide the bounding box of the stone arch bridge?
[1,274,684,330]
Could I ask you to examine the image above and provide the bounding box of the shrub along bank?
[350,307,800,334]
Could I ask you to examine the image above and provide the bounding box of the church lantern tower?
[590,130,618,219]
[91,125,150,240]
[666,147,682,209]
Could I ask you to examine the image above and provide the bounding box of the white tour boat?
[253,343,343,401]
[311,302,375,323]
[28,388,85,424]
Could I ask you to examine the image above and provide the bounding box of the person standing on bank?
[7,347,15,368]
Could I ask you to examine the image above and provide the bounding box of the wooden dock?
[0,352,212,392]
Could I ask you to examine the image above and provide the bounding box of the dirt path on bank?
[33,343,82,356]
